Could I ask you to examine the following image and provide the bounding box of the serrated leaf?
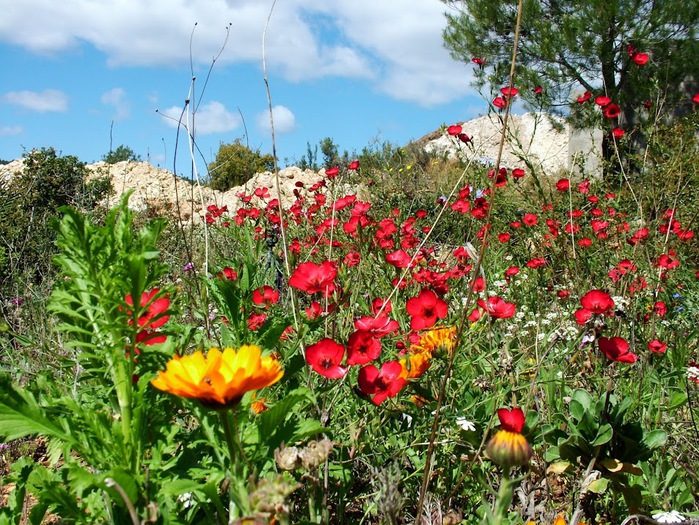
[0,378,73,443]
[257,388,312,439]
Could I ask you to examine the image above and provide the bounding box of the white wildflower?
[455,417,476,432]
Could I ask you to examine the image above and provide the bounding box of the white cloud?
[0,1,470,106]
[2,89,68,112]
[0,125,23,136]
[256,105,296,134]
[159,100,241,135]
[101,87,131,121]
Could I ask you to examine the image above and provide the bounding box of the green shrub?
[0,147,112,294]
[208,139,275,191]
[102,144,141,164]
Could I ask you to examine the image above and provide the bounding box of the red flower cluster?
[125,288,170,347]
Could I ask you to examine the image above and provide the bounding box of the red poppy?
[354,315,400,338]
[305,301,323,320]
[306,338,348,379]
[656,253,679,270]
[632,52,649,65]
[492,96,506,109]
[347,160,360,170]
[357,361,407,405]
[385,249,413,269]
[289,261,337,296]
[556,178,570,191]
[504,266,520,278]
[247,312,267,330]
[125,288,170,331]
[346,330,382,366]
[471,57,486,66]
[447,124,463,136]
[500,86,519,98]
[498,232,511,243]
[654,301,667,317]
[595,95,611,107]
[598,336,637,363]
[574,308,593,325]
[580,290,615,314]
[693,93,699,104]
[325,167,340,179]
[523,213,538,226]
[135,329,167,347]
[406,289,448,330]
[612,128,625,138]
[604,104,621,118]
[526,257,546,269]
[218,267,238,280]
[254,187,270,199]
[451,199,471,214]
[478,296,516,319]
[647,339,667,354]
[252,285,280,307]
[533,86,543,95]
[512,168,525,179]
[577,91,591,103]
[458,133,472,144]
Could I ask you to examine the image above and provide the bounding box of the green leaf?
[569,399,585,421]
[642,429,668,451]
[571,389,593,412]
[668,391,688,409]
[0,377,73,443]
[592,423,613,446]
[587,477,608,494]
[257,388,313,440]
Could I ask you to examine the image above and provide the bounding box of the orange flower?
[400,351,432,379]
[411,326,456,356]
[151,345,283,409]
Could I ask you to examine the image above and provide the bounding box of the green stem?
[220,409,238,466]
[219,408,244,520]
[113,354,134,467]
[492,467,514,525]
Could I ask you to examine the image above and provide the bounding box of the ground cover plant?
[1,3,699,524]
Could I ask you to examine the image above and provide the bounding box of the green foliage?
[442,0,698,111]
[208,139,275,191]
[0,147,112,295]
[102,144,141,164]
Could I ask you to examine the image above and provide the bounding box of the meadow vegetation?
[0,3,698,524]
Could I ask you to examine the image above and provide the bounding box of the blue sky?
[0,0,486,176]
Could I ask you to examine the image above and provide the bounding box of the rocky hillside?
[0,112,595,223]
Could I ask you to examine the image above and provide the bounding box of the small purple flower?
[10,297,23,306]
[580,332,595,348]
[182,262,195,272]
